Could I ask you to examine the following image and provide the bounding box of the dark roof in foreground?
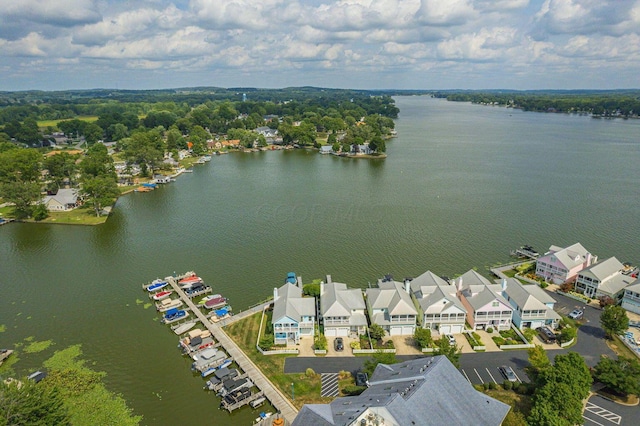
[292,356,510,426]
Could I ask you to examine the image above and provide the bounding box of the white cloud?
[417,0,477,26]
[0,0,102,26]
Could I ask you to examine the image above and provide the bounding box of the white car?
[568,309,584,320]
[445,334,456,346]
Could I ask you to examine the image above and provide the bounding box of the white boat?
[173,321,197,335]
[147,280,168,292]
[152,290,172,301]
[156,298,183,312]
[250,397,266,409]
[253,411,273,424]
[203,155,212,162]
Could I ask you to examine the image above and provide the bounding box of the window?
[492,301,499,307]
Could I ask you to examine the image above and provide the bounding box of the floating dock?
[510,245,539,259]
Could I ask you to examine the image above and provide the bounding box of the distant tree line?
[433,90,640,117]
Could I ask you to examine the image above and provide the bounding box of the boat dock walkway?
[167,276,298,423]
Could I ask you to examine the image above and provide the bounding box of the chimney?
[273,287,278,301]
[501,278,507,293]
[297,276,302,288]
[326,274,332,284]
[457,277,463,292]
[585,252,592,266]
[404,279,411,294]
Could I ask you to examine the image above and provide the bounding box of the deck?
[167,276,299,423]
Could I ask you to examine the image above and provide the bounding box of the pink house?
[455,270,513,331]
[535,243,597,284]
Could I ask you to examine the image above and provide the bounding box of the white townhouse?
[409,270,467,335]
[366,279,418,336]
[575,257,635,302]
[272,282,316,346]
[501,278,561,330]
[320,276,368,337]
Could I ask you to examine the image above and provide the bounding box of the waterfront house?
[365,279,417,336]
[319,145,333,154]
[320,276,367,337]
[501,278,561,330]
[255,126,278,138]
[292,356,510,426]
[272,282,316,346]
[456,270,513,330]
[535,243,597,284]
[42,188,79,212]
[409,270,466,335]
[574,257,634,301]
[621,278,640,315]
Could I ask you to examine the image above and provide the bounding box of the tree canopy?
[600,305,629,338]
[593,355,640,396]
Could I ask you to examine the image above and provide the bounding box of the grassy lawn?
[224,312,337,408]
[37,116,99,129]
[481,388,531,426]
[607,335,639,359]
[31,207,108,225]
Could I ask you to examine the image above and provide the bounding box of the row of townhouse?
[534,243,640,314]
[271,269,563,346]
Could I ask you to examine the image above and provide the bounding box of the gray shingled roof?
[579,257,623,282]
[273,283,315,323]
[291,356,510,426]
[409,270,449,294]
[544,242,591,269]
[418,284,466,315]
[43,188,78,205]
[321,282,366,317]
[503,278,549,311]
[367,281,417,316]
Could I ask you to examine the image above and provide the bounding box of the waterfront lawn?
[38,207,108,225]
[225,312,334,408]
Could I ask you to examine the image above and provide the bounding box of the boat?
[192,348,228,372]
[179,275,203,287]
[156,298,183,312]
[173,321,197,335]
[197,294,223,305]
[152,290,172,301]
[162,308,188,324]
[134,186,153,192]
[147,280,168,292]
[195,157,206,164]
[201,359,232,378]
[204,296,227,310]
[0,349,13,366]
[253,411,273,424]
[203,155,212,162]
[250,397,267,409]
[285,272,297,284]
[213,306,232,318]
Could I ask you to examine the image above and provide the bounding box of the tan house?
[42,189,79,211]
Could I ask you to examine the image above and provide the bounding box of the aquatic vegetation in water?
[143,303,153,309]
[135,299,144,305]
[0,324,6,332]
[24,339,54,353]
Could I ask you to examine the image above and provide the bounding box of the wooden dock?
[166,276,299,423]
[510,246,539,259]
[222,390,265,412]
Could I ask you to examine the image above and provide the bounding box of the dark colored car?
[334,337,344,351]
[355,371,368,387]
[498,365,518,382]
[537,326,557,343]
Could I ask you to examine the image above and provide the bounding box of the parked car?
[445,334,456,346]
[498,365,518,382]
[355,371,368,387]
[568,309,584,320]
[334,337,344,351]
[536,326,557,343]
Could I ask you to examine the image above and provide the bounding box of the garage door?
[336,328,349,337]
[450,325,463,334]
[402,326,414,335]
[439,325,451,334]
[390,326,402,336]
[325,328,337,337]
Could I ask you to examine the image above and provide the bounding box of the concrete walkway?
[168,276,298,423]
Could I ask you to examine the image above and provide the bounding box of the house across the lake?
[42,188,79,212]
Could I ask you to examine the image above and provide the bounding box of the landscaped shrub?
[342,385,366,396]
[338,370,351,379]
[350,341,361,350]
[314,333,328,350]
[486,327,494,333]
[523,328,537,343]
[492,336,506,346]
[503,380,513,391]
[489,382,497,390]
[259,335,274,351]
[359,335,372,349]
[559,326,577,343]
[305,368,317,378]
[483,382,490,390]
[414,328,433,349]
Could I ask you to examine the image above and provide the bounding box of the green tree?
[16,117,41,145]
[80,143,114,179]
[363,350,397,376]
[32,203,49,221]
[82,123,104,145]
[601,305,629,338]
[0,181,41,218]
[593,355,640,396]
[44,152,78,186]
[0,147,42,183]
[435,337,461,368]
[413,328,433,349]
[368,323,386,341]
[527,344,551,384]
[82,176,119,217]
[528,380,582,426]
[559,326,577,344]
[0,377,70,426]
[302,283,320,298]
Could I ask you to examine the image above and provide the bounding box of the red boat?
[204,296,227,310]
[152,290,172,301]
[179,276,203,287]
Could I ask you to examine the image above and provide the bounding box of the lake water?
[1,96,639,424]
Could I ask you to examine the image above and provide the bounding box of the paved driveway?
[583,394,638,426]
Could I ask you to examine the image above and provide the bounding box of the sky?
[0,0,639,91]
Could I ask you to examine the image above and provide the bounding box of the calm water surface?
[1,96,639,424]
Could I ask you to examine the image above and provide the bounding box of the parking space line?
[473,368,483,383]
[460,369,471,384]
[583,416,606,426]
[512,370,522,383]
[584,402,622,425]
[485,368,497,384]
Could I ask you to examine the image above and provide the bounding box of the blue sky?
[0,0,638,91]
